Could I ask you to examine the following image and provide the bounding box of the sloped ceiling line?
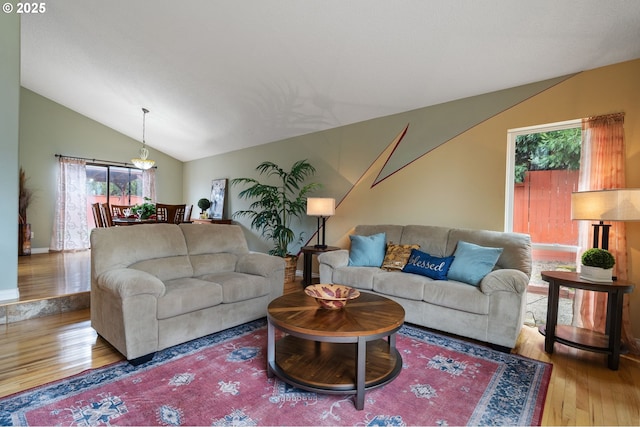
[372,75,577,186]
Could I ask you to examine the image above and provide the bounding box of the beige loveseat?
[318,225,531,349]
[91,223,284,364]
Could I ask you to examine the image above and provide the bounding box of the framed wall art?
[209,178,227,219]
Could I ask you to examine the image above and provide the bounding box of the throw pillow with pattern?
[381,243,420,271]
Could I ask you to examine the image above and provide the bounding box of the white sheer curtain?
[142,167,156,202]
[50,157,90,251]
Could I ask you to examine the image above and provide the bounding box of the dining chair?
[100,203,113,227]
[155,204,187,224]
[184,205,193,222]
[111,204,134,218]
[91,203,105,228]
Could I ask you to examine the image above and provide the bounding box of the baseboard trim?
[0,288,20,303]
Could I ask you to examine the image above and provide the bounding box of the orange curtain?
[574,112,639,354]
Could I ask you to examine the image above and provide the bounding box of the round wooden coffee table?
[267,290,405,410]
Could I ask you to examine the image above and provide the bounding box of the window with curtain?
[53,156,157,244]
[51,157,90,251]
[574,112,638,354]
[86,165,156,227]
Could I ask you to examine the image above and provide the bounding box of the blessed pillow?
[448,241,504,286]
[402,248,454,280]
[381,243,420,271]
[348,232,386,267]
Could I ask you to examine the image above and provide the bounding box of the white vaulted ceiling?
[20,0,640,162]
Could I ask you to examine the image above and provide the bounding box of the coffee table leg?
[355,336,366,410]
[267,321,275,378]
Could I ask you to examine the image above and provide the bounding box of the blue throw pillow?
[402,249,454,280]
[348,232,386,267]
[448,241,504,286]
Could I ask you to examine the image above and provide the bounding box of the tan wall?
[184,58,640,338]
[19,88,185,249]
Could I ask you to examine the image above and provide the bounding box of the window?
[86,165,147,228]
[506,119,581,325]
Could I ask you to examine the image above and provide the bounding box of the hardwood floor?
[17,251,91,301]
[1,253,639,425]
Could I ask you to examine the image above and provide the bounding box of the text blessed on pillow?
[402,248,454,280]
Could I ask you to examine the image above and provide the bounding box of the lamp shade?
[306,198,335,217]
[571,189,640,221]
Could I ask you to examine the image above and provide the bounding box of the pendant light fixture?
[132,107,155,170]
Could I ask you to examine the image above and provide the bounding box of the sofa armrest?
[96,268,166,298]
[236,252,285,277]
[479,269,528,295]
[317,249,349,269]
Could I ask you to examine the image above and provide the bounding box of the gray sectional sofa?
[318,224,532,349]
[90,223,284,364]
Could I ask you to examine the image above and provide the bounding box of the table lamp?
[571,189,640,250]
[307,198,335,249]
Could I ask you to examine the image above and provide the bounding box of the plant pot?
[18,223,31,256]
[284,255,298,283]
[580,264,613,282]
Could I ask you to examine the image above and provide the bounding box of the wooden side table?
[300,245,341,286]
[540,270,634,370]
[191,219,233,224]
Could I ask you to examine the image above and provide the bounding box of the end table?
[300,245,341,287]
[540,270,634,370]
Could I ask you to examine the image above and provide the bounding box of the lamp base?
[314,244,328,249]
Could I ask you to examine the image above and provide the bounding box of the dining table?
[111,217,157,226]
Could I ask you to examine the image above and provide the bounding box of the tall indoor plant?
[232,160,320,281]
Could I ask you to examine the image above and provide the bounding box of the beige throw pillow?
[381,243,420,271]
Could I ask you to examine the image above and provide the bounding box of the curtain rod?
[54,154,157,169]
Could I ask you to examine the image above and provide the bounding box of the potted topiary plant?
[198,198,212,219]
[580,248,615,282]
[231,159,321,282]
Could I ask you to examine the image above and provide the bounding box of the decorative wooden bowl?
[304,284,360,309]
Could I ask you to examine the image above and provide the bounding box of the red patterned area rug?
[1,319,550,426]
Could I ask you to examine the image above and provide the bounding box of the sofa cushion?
[190,253,238,277]
[348,232,386,266]
[179,223,249,255]
[332,266,379,290]
[422,280,490,315]
[400,225,450,257]
[157,278,223,319]
[448,241,503,286]
[447,228,532,277]
[354,225,404,244]
[130,255,194,281]
[373,271,425,301]
[402,249,454,280]
[91,223,189,277]
[198,272,271,303]
[381,243,420,271]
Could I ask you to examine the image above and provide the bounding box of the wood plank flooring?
[1,253,639,425]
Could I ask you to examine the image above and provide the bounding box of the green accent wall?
[19,88,185,250]
[374,75,573,184]
[0,7,20,299]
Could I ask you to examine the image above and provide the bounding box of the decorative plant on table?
[198,198,212,219]
[580,248,616,282]
[132,197,156,219]
[231,160,321,281]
